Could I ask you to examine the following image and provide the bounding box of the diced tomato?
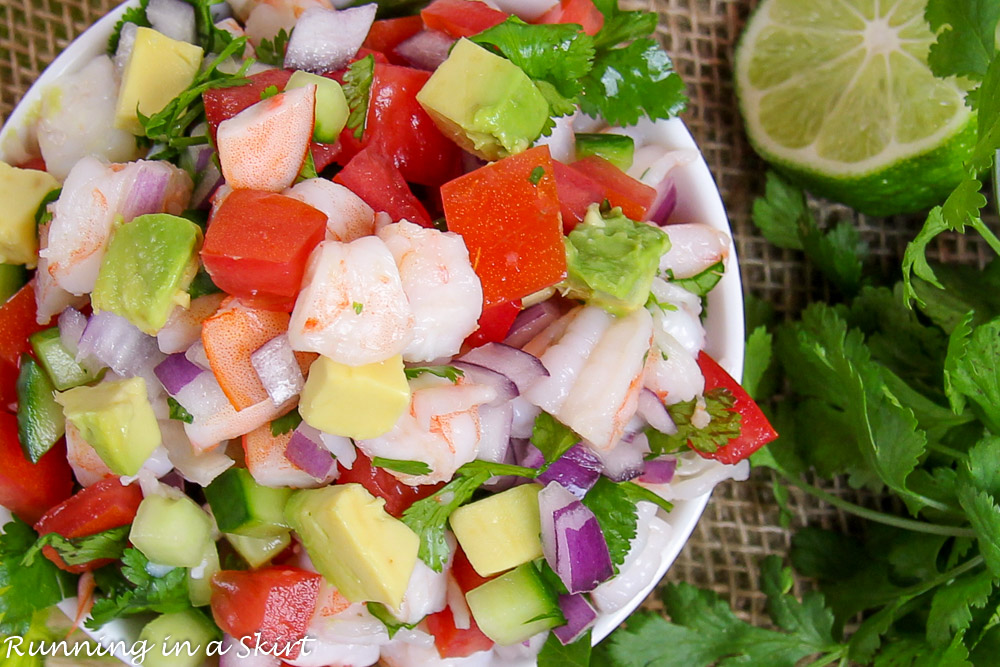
[336,451,441,518]
[334,147,432,226]
[552,159,607,232]
[0,283,46,368]
[425,605,495,658]
[363,16,424,62]
[0,362,17,413]
[0,413,73,524]
[421,0,508,38]
[568,155,657,221]
[211,566,321,658]
[451,545,496,593]
[203,69,294,144]
[537,0,605,35]
[202,190,327,312]
[442,146,566,307]
[362,63,463,187]
[310,142,344,173]
[33,478,143,573]
[463,300,521,349]
[16,156,47,172]
[693,352,778,464]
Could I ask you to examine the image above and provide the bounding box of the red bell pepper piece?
[421,0,508,38]
[33,477,144,573]
[425,605,495,658]
[333,147,432,226]
[463,299,522,349]
[0,413,73,524]
[537,0,605,35]
[568,155,657,222]
[692,351,778,464]
[442,146,566,307]
[335,451,442,518]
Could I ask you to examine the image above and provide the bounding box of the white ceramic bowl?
[0,3,744,664]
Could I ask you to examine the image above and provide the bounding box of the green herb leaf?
[86,548,192,629]
[343,54,375,140]
[670,260,725,297]
[183,0,240,54]
[592,7,658,50]
[947,319,1000,433]
[530,412,579,464]
[33,188,61,229]
[167,396,194,424]
[367,602,420,638]
[260,84,279,100]
[403,365,464,383]
[751,170,808,250]
[538,629,591,667]
[372,457,432,476]
[23,525,130,568]
[255,28,292,67]
[743,325,774,401]
[660,388,742,456]
[620,480,673,514]
[296,148,318,182]
[0,519,76,635]
[187,267,221,300]
[352,301,364,314]
[107,0,150,55]
[580,477,637,571]
[925,0,1000,80]
[926,569,994,646]
[528,165,546,185]
[271,409,302,436]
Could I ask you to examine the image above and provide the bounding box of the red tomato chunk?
[425,605,495,658]
[0,412,73,524]
[568,155,657,222]
[336,451,441,518]
[421,0,508,38]
[537,0,606,36]
[334,147,432,227]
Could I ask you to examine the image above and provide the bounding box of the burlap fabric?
[1,0,992,630]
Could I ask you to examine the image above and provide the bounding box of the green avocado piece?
[55,376,161,476]
[91,213,202,335]
[560,204,671,316]
[416,38,549,161]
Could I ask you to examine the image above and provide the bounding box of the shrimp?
[288,237,414,366]
[158,419,234,486]
[524,306,652,450]
[156,293,225,354]
[377,221,483,363]
[357,376,497,485]
[380,629,493,667]
[284,580,388,667]
[285,178,375,242]
[35,56,141,180]
[65,421,113,486]
[659,222,731,280]
[34,224,87,325]
[243,422,338,488]
[648,277,706,356]
[217,85,316,193]
[643,329,704,405]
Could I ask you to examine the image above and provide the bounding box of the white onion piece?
[643,451,750,501]
[251,334,305,406]
[114,23,139,74]
[538,481,613,593]
[591,432,648,482]
[490,0,558,20]
[317,428,356,470]
[503,300,561,350]
[157,293,225,354]
[284,5,377,73]
[458,343,548,394]
[286,425,337,481]
[638,388,677,435]
[394,30,454,70]
[146,0,197,45]
[446,574,471,630]
[77,311,165,396]
[159,419,233,486]
[553,593,597,645]
[509,396,540,439]
[449,361,518,405]
[58,307,88,358]
[475,402,513,464]
[185,340,212,370]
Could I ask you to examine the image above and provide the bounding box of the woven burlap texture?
[2,0,991,629]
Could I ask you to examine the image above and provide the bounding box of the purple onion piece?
[77,311,163,380]
[639,457,677,485]
[503,300,561,350]
[250,334,304,406]
[154,353,204,395]
[458,343,548,394]
[512,438,545,470]
[553,593,598,645]
[638,388,677,435]
[539,481,614,594]
[285,427,334,480]
[649,180,678,226]
[121,162,172,223]
[538,444,603,499]
[284,5,377,73]
[596,432,648,482]
[450,361,518,404]
[394,29,454,70]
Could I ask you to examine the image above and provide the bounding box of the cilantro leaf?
[926,569,994,646]
[367,602,420,638]
[22,525,130,568]
[670,260,725,297]
[537,629,591,666]
[371,457,432,476]
[580,477,637,571]
[255,28,292,67]
[751,170,808,250]
[260,84,280,101]
[33,188,61,229]
[182,0,239,54]
[579,38,687,127]
[800,219,868,296]
[187,267,221,300]
[620,480,674,515]
[402,460,538,571]
[661,388,742,456]
[742,325,774,401]
[403,365,464,383]
[167,396,194,424]
[925,0,1000,80]
[107,0,150,55]
[270,409,302,436]
[530,412,579,464]
[947,319,1000,433]
[971,55,1000,171]
[592,8,658,50]
[343,54,375,140]
[0,519,76,635]
[86,548,192,629]
[902,206,950,308]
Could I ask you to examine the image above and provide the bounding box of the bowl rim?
[0,2,745,663]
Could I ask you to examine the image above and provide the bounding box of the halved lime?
[734,0,976,216]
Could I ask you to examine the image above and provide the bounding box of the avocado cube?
[139,610,217,667]
[285,484,419,609]
[55,377,161,476]
[416,38,549,161]
[115,27,204,135]
[449,483,544,576]
[0,161,59,267]
[130,494,213,568]
[91,213,202,335]
[298,354,409,440]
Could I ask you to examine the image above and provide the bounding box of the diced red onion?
[512,438,545,469]
[76,311,165,385]
[154,353,203,395]
[394,30,454,70]
[638,388,677,435]
[284,5,377,73]
[593,434,648,482]
[58,307,88,358]
[538,444,603,499]
[503,301,561,349]
[648,181,677,226]
[638,457,677,485]
[173,371,229,422]
[317,428,356,470]
[220,635,280,667]
[458,343,548,394]
[157,469,187,492]
[450,361,518,404]
[553,593,598,645]
[191,160,223,210]
[120,161,173,223]
[286,426,335,480]
[146,0,196,44]
[185,340,211,370]
[250,334,305,406]
[539,481,614,593]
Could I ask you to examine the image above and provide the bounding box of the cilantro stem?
[970,216,1000,257]
[802,650,847,667]
[895,555,984,598]
[925,442,969,461]
[778,473,976,538]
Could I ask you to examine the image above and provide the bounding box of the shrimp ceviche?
[0,0,777,664]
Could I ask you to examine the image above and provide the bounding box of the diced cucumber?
[139,610,218,667]
[286,70,349,143]
[0,264,27,303]
[16,354,65,463]
[29,327,102,390]
[224,530,291,569]
[204,467,293,538]
[465,562,564,646]
[575,133,635,171]
[130,494,213,568]
[187,541,220,607]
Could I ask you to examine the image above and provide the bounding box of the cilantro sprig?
[22,525,131,568]
[0,519,76,636]
[86,548,194,629]
[256,28,292,67]
[343,54,375,140]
